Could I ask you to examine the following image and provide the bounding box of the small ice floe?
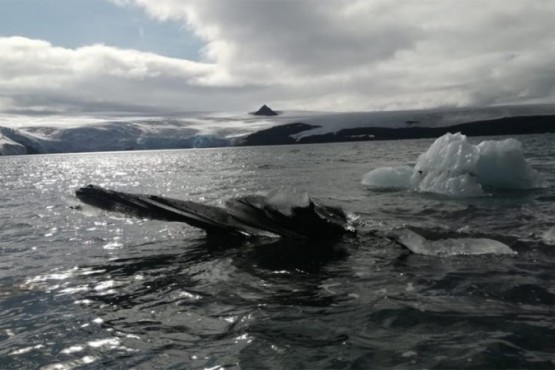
[361,166,413,190]
[362,133,545,197]
[391,228,517,256]
[542,226,555,246]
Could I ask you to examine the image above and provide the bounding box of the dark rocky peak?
[251,104,279,116]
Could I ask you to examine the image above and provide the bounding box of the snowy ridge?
[1,104,555,155]
[231,104,555,142]
[0,126,47,155]
[0,134,27,155]
[291,104,555,140]
[0,120,236,155]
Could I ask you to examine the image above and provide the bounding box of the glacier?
[1,103,555,155]
[0,134,27,155]
[0,120,235,155]
[362,132,546,197]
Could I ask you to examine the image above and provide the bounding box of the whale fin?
[75,185,257,236]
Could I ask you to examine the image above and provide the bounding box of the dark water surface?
[1,135,554,369]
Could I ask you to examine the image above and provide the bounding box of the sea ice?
[362,133,545,197]
[392,228,517,256]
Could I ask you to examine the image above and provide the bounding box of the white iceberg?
[362,133,546,197]
[475,138,545,189]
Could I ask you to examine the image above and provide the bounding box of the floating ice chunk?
[392,228,517,256]
[361,166,413,189]
[265,188,311,216]
[410,133,485,196]
[362,133,545,197]
[414,132,479,181]
[543,226,555,246]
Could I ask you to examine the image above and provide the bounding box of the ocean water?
[1,134,554,369]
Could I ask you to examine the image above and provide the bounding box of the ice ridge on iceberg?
[362,133,545,197]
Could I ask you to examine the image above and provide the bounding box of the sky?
[1,0,555,116]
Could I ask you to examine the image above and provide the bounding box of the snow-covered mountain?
[1,104,554,155]
[0,134,27,155]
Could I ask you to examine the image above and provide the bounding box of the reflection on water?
[7,234,360,369]
[1,136,555,368]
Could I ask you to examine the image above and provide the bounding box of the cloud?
[115,0,555,109]
[2,0,555,115]
[0,36,254,114]
[116,1,422,79]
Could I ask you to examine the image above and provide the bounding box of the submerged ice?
[362,133,545,196]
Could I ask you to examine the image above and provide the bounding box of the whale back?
[76,185,354,240]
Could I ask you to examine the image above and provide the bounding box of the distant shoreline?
[238,114,555,146]
[1,113,554,156]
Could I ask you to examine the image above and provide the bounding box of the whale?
[75,185,517,255]
[75,185,355,241]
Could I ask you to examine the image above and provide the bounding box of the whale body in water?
[76,185,355,241]
[76,185,517,256]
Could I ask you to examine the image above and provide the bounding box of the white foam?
[362,133,545,197]
[265,188,311,216]
[392,228,517,256]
